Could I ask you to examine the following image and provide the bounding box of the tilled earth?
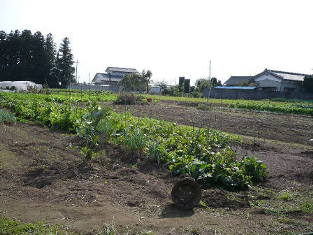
[110,101,313,147]
[0,121,312,234]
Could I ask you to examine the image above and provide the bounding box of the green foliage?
[195,79,211,92]
[76,105,111,147]
[277,191,293,201]
[0,109,16,124]
[120,69,152,92]
[0,30,69,88]
[123,128,147,155]
[300,200,313,213]
[56,37,75,88]
[210,77,222,87]
[114,93,146,105]
[179,77,185,92]
[0,217,70,235]
[239,157,267,182]
[145,94,313,116]
[184,79,190,93]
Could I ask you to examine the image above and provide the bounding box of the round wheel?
[171,177,201,209]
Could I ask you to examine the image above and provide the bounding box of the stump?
[171,177,201,209]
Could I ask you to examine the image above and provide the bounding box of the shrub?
[0,109,16,124]
[239,156,267,182]
[114,93,146,105]
[123,128,147,156]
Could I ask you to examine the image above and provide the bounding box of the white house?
[92,67,138,85]
[225,69,308,92]
[254,69,307,92]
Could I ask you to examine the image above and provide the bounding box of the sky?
[1,0,313,85]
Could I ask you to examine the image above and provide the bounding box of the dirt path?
[0,123,312,234]
[110,101,313,147]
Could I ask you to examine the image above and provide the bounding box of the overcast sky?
[1,0,313,85]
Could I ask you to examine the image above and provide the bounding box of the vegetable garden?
[0,92,267,189]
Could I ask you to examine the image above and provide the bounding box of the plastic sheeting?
[0,81,42,91]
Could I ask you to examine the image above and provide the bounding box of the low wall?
[67,84,119,92]
[203,88,313,100]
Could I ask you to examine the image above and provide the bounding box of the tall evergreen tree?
[0,30,75,88]
[32,31,47,84]
[44,33,56,87]
[57,37,75,88]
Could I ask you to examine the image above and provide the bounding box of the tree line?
[0,30,75,88]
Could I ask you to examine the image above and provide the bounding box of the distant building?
[253,69,307,92]
[225,69,308,92]
[224,76,253,86]
[92,67,138,85]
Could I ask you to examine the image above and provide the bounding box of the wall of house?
[280,80,302,92]
[255,74,282,91]
[255,74,302,92]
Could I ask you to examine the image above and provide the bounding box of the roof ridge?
[107,66,137,70]
[267,69,308,76]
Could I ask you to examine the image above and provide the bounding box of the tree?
[120,73,144,91]
[184,79,190,93]
[120,69,153,92]
[57,37,75,88]
[195,79,211,92]
[210,77,222,87]
[0,30,62,87]
[179,77,185,92]
[44,33,56,87]
[303,75,313,93]
[155,80,168,90]
[141,70,152,93]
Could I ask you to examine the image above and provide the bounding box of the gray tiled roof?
[92,73,122,83]
[266,69,308,82]
[105,67,138,73]
[224,76,253,86]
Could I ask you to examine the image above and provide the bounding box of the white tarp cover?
[0,81,42,91]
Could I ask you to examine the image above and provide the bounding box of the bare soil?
[110,101,313,147]
[0,121,313,234]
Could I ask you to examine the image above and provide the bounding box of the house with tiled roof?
[225,69,308,92]
[253,69,307,92]
[224,76,254,86]
[92,67,138,85]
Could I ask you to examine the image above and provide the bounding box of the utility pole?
[75,60,79,84]
[209,60,212,80]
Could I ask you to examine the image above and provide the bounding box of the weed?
[0,217,71,235]
[123,128,147,156]
[300,200,313,214]
[277,191,294,201]
[197,103,213,111]
[0,109,16,124]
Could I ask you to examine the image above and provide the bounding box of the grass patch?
[277,191,294,201]
[250,188,313,216]
[0,217,71,235]
[0,109,16,124]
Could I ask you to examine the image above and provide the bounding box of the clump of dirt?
[301,150,313,159]
[201,189,250,209]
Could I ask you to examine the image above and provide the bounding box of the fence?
[67,84,120,92]
[203,88,313,100]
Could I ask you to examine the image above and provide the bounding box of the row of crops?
[146,95,313,115]
[39,90,313,115]
[0,92,267,190]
